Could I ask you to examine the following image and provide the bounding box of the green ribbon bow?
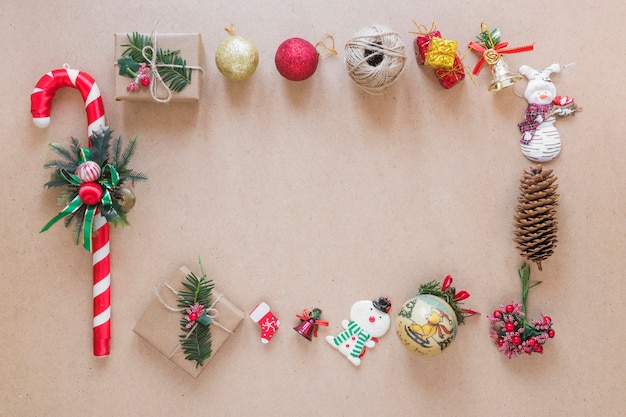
[40,148,120,252]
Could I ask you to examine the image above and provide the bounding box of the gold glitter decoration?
[215,26,259,81]
[425,37,458,69]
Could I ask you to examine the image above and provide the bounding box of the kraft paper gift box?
[114,32,203,102]
[133,266,243,378]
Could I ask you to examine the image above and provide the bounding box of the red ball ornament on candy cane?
[78,182,104,205]
[275,38,320,81]
[31,65,112,358]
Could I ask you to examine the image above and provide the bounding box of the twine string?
[315,34,338,58]
[409,21,437,36]
[154,282,233,359]
[345,26,407,95]
[114,24,204,103]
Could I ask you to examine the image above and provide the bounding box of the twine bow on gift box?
[410,22,440,40]
[154,261,234,367]
[156,284,234,355]
[117,28,204,103]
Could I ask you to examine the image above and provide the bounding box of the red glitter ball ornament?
[274,38,319,81]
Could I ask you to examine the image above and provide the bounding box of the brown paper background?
[2,1,625,416]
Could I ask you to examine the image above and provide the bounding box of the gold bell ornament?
[467,23,534,92]
[115,186,136,212]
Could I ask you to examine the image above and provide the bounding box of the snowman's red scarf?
[518,103,553,144]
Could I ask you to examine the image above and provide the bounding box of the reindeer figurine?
[517,64,580,162]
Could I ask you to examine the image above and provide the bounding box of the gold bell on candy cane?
[487,53,522,92]
[116,186,136,211]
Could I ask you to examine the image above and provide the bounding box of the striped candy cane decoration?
[31,65,112,357]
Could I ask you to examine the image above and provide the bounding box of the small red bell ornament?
[293,308,328,341]
[396,276,477,357]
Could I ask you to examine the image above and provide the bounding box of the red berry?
[543,316,552,324]
[504,322,516,332]
[548,329,555,338]
[189,312,198,321]
[534,344,543,353]
[497,338,504,346]
[140,77,150,87]
[505,304,514,313]
[512,336,522,346]
[493,310,502,319]
[527,338,537,346]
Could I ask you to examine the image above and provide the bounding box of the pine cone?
[513,164,559,271]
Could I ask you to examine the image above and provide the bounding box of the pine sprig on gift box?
[177,259,215,367]
[119,32,192,92]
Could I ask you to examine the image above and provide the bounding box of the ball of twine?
[344,24,406,95]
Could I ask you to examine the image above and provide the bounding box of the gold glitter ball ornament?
[215,27,259,81]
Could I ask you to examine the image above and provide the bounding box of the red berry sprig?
[488,302,554,358]
[183,303,205,329]
[487,264,555,359]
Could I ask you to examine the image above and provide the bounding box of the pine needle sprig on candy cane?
[120,32,193,93]
[110,135,148,183]
[177,258,215,367]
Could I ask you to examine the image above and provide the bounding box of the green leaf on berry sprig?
[117,55,141,77]
[177,258,215,367]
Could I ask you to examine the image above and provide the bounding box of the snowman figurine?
[517,63,579,162]
[326,297,391,366]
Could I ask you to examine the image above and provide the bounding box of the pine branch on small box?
[176,259,215,367]
[118,32,192,93]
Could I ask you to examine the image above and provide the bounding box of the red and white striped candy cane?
[31,65,111,357]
